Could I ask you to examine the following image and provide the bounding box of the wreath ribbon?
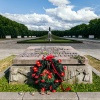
[44,55,71,92]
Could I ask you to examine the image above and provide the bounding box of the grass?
[86,55,100,72]
[0,55,16,72]
[0,55,100,92]
[17,34,82,43]
[0,72,100,92]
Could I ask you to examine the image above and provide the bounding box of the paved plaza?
[0,39,100,60]
[0,39,100,100]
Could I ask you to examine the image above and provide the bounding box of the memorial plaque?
[13,46,88,65]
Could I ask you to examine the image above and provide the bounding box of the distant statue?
[48,27,52,42]
[49,27,51,31]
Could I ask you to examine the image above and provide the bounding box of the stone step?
[0,92,100,100]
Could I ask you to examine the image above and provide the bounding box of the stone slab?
[9,66,32,84]
[13,46,88,65]
[9,64,92,84]
[24,36,27,38]
[77,92,100,100]
[89,35,94,39]
[17,36,21,38]
[92,67,100,77]
[0,92,24,100]
[6,35,11,39]
[64,64,92,84]
[23,92,78,100]
[78,35,82,38]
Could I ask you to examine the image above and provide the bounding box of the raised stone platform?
[9,46,92,84]
[13,46,88,65]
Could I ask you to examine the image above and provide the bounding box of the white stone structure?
[89,35,94,39]
[72,36,76,38]
[78,35,82,38]
[17,36,21,38]
[6,35,11,39]
[24,36,27,38]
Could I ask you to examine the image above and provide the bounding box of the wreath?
[32,55,66,92]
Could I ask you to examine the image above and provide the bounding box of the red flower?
[52,90,56,92]
[34,80,38,84]
[41,80,45,83]
[32,74,35,77]
[41,88,45,91]
[40,74,43,76]
[58,59,62,63]
[34,75,39,78]
[36,60,40,65]
[61,72,65,76]
[48,75,52,79]
[66,87,71,91]
[33,67,38,72]
[63,66,66,70]
[37,63,41,67]
[49,86,52,90]
[55,79,59,83]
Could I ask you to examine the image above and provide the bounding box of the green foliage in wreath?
[32,55,65,92]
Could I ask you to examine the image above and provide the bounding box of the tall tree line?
[52,18,100,38]
[0,15,47,38]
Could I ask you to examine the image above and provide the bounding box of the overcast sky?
[0,0,100,30]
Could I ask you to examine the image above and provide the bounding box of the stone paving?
[0,39,100,60]
[0,92,100,100]
[0,39,100,99]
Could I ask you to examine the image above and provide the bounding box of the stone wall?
[9,64,92,84]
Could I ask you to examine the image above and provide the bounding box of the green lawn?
[0,55,16,72]
[0,72,100,92]
[17,35,82,43]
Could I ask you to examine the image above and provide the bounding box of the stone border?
[0,92,100,100]
[92,67,100,77]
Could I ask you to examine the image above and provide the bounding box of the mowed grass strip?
[86,55,100,72]
[0,55,16,72]
[17,34,82,43]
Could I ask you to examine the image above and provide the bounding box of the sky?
[0,0,100,30]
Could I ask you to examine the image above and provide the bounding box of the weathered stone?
[0,92,24,100]
[10,46,92,84]
[77,92,100,100]
[9,66,33,84]
[64,64,92,84]
[13,46,88,65]
[23,92,78,100]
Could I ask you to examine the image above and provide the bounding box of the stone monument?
[9,46,92,84]
[48,27,52,42]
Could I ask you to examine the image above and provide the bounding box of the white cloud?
[0,0,99,30]
[46,6,98,22]
[48,0,70,6]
